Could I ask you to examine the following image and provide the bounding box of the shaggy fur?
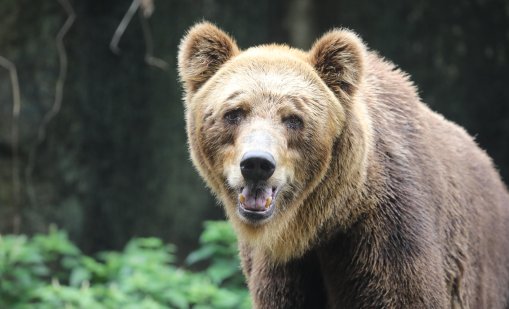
[178,22,509,308]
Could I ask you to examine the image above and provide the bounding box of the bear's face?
[193,53,341,225]
[179,23,366,254]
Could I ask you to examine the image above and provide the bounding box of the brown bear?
[177,22,509,308]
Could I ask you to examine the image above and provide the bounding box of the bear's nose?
[240,151,276,182]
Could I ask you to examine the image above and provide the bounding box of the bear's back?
[364,52,509,308]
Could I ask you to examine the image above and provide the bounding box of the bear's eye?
[224,109,245,125]
[283,115,304,130]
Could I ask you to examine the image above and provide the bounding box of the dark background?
[1,0,508,257]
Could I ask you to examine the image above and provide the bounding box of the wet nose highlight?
[240,151,276,182]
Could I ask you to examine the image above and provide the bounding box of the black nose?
[240,151,276,182]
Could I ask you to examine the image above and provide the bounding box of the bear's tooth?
[265,197,272,209]
[239,194,246,204]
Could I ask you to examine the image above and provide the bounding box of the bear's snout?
[240,151,276,182]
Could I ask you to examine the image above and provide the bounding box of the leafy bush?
[0,221,250,309]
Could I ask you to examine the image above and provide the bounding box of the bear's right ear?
[178,22,239,95]
[309,29,366,99]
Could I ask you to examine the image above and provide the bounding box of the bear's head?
[178,22,371,261]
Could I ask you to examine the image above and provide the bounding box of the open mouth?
[237,185,277,223]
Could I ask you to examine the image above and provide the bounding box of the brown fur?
[178,22,509,308]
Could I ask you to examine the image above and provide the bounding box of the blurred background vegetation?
[0,0,508,302]
[0,221,251,308]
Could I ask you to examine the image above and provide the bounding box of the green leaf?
[185,245,216,265]
[165,289,189,309]
[69,267,91,287]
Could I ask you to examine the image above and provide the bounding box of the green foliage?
[0,222,251,309]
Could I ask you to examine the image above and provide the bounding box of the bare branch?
[25,0,76,208]
[139,9,168,70]
[111,0,168,70]
[140,0,154,17]
[0,55,22,233]
[110,0,140,54]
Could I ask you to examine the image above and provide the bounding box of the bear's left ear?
[309,29,366,98]
[178,22,240,95]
